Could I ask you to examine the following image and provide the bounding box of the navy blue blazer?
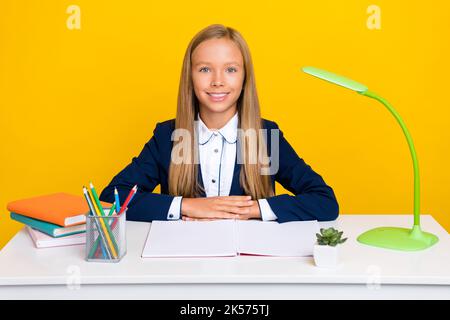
[99,119,339,223]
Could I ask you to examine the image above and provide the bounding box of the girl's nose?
[210,80,224,87]
[211,72,225,87]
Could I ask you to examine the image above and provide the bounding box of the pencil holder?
[85,209,127,263]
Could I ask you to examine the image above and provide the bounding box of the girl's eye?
[198,66,237,73]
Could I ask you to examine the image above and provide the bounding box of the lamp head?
[302,66,368,93]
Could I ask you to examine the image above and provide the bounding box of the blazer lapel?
[229,153,244,195]
[197,164,206,197]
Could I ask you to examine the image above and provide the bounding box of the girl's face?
[191,38,245,117]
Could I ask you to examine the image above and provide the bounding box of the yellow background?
[1,1,449,249]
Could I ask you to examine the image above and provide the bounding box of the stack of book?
[7,192,111,248]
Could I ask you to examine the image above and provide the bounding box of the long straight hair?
[168,24,274,199]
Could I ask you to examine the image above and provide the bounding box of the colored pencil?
[114,188,121,214]
[87,189,117,259]
[83,187,110,259]
[107,202,116,216]
[118,185,137,215]
[91,201,116,258]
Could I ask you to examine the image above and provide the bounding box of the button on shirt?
[167,112,277,221]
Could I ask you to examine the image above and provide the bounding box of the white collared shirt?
[167,112,277,221]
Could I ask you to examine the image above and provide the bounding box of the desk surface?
[0,214,449,288]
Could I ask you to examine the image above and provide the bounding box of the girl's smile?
[206,91,230,102]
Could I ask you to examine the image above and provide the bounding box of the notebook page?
[141,220,237,258]
[236,220,320,257]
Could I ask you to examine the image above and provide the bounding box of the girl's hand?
[181,196,261,221]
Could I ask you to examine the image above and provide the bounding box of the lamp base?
[357,225,439,251]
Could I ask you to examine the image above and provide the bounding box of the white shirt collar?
[197,112,238,145]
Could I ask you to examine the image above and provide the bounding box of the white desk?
[0,215,449,300]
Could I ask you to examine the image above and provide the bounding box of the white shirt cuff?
[167,196,183,220]
[258,199,278,221]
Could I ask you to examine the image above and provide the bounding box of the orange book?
[7,192,111,227]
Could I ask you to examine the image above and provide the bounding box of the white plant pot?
[313,244,339,268]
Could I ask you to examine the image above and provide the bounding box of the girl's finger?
[216,196,252,201]
[190,217,216,221]
[216,199,254,207]
[215,205,251,215]
[232,201,253,207]
[214,211,241,219]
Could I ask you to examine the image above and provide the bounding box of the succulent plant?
[316,227,348,247]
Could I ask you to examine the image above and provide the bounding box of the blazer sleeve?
[265,122,339,223]
[99,123,175,222]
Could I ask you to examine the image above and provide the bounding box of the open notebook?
[142,220,320,258]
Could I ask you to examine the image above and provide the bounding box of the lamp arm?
[360,90,420,227]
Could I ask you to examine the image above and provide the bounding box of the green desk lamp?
[302,66,439,251]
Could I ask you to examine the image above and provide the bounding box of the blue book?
[10,212,85,238]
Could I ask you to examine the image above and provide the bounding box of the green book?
[10,212,85,238]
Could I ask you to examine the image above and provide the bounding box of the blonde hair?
[168,24,274,199]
